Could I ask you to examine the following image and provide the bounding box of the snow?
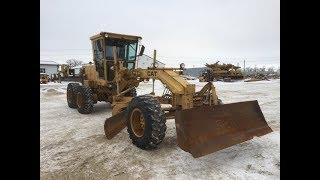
[40,79,280,179]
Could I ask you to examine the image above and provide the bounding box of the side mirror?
[139,45,145,56]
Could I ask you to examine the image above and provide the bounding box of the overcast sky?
[40,0,279,68]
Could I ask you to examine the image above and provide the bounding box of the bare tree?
[66,59,83,68]
[261,66,266,74]
[267,67,275,74]
[276,67,280,76]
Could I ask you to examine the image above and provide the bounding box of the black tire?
[126,95,166,149]
[76,86,94,114]
[67,83,80,108]
[125,88,137,97]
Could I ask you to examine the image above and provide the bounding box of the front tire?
[76,86,94,114]
[126,95,166,149]
[67,83,80,108]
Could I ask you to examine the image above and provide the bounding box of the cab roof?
[90,32,142,41]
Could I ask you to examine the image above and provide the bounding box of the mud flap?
[104,110,127,139]
[175,100,273,158]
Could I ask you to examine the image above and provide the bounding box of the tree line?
[243,66,280,76]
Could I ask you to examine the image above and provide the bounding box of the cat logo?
[147,71,157,77]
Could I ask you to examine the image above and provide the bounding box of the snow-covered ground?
[40,79,280,179]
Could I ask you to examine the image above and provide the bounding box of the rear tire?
[67,83,80,108]
[126,95,166,149]
[76,86,94,114]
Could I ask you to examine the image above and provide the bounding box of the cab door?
[92,38,106,79]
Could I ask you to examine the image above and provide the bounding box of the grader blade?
[175,100,273,158]
[104,111,127,139]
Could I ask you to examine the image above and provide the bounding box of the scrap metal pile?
[199,61,244,82]
[244,73,270,82]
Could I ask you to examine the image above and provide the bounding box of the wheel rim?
[76,93,84,108]
[130,108,145,138]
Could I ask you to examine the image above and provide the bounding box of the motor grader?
[66,32,272,158]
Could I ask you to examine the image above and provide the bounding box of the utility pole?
[243,60,246,77]
[151,49,156,95]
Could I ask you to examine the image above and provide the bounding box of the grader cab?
[66,32,272,158]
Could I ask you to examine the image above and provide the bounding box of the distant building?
[40,60,59,76]
[184,67,210,77]
[69,65,83,76]
[136,55,165,68]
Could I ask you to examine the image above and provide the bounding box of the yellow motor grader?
[66,32,272,158]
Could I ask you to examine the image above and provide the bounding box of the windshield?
[105,39,138,61]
